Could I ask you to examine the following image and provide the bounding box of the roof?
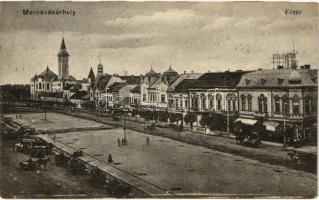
[31,66,58,82]
[237,68,318,88]
[70,91,88,100]
[60,38,66,50]
[95,75,112,90]
[88,67,95,81]
[174,71,250,92]
[120,75,142,84]
[163,66,178,75]
[109,82,127,92]
[57,38,69,56]
[145,68,160,77]
[168,73,202,91]
[130,85,140,93]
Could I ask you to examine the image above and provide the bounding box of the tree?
[210,113,226,135]
[184,113,197,129]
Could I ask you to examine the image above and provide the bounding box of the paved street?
[6,112,317,198]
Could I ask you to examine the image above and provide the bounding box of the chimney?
[191,70,194,74]
[184,71,186,74]
[277,65,284,69]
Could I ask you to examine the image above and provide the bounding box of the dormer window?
[277,78,284,85]
[245,79,250,85]
[311,77,317,83]
[261,79,266,85]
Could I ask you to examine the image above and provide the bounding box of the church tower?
[57,38,70,79]
[96,55,104,77]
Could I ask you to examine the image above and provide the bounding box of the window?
[311,98,317,113]
[47,83,50,90]
[258,94,267,113]
[216,94,222,110]
[143,94,146,101]
[161,94,166,103]
[292,96,300,114]
[247,95,252,111]
[180,97,183,108]
[305,97,311,114]
[175,98,179,109]
[39,83,42,90]
[209,97,214,110]
[282,96,289,115]
[202,97,206,110]
[232,100,236,111]
[168,99,174,108]
[228,100,231,111]
[241,95,246,111]
[274,96,280,113]
[184,99,188,108]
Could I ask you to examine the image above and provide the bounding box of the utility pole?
[283,101,287,150]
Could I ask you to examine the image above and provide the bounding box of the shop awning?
[234,118,257,126]
[263,121,279,132]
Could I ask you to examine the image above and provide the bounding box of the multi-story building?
[236,66,317,143]
[169,70,249,132]
[140,67,179,110]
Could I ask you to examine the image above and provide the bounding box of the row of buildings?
[30,39,318,143]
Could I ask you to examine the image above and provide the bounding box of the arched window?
[241,95,246,111]
[292,95,300,114]
[201,94,206,110]
[216,94,222,110]
[282,95,289,115]
[274,95,280,113]
[208,94,214,110]
[304,96,311,114]
[247,95,252,111]
[258,94,267,113]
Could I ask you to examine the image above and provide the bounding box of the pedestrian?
[53,135,56,143]
[146,136,150,146]
[19,114,22,119]
[117,138,121,147]
[15,115,18,119]
[108,154,113,163]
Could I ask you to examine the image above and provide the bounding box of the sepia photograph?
[0,1,318,198]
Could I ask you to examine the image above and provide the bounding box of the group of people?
[116,136,151,147]
[117,138,128,147]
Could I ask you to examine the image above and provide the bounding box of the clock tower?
[57,38,70,79]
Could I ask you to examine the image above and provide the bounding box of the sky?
[0,2,318,84]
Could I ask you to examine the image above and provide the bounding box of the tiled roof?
[145,68,160,77]
[168,73,202,91]
[130,85,140,93]
[163,66,178,75]
[94,75,112,90]
[174,71,250,92]
[109,82,127,92]
[120,75,142,84]
[237,68,318,88]
[88,67,95,81]
[31,66,58,82]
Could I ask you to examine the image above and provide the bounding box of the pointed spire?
[60,38,66,50]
